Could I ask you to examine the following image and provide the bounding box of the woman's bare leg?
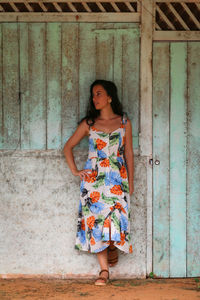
[96,248,109,283]
[95,216,112,283]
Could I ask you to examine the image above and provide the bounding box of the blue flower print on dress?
[109,171,122,186]
[78,200,82,213]
[120,213,128,231]
[77,230,86,245]
[119,134,122,146]
[117,156,123,164]
[102,232,110,241]
[97,149,107,159]
[90,201,105,214]
[105,172,110,186]
[80,180,85,192]
[105,171,122,186]
[111,232,121,242]
[89,138,96,152]
[92,226,102,242]
[84,158,92,170]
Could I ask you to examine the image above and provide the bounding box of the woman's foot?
[94,269,109,286]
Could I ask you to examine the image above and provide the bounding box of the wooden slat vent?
[0,1,138,13]
[156,2,200,30]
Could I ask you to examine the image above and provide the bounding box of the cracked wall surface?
[0,150,147,278]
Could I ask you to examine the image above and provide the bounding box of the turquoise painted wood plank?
[2,23,20,149]
[20,23,31,149]
[113,29,123,102]
[46,23,62,149]
[98,22,134,102]
[96,30,113,80]
[0,24,2,148]
[79,23,96,122]
[170,43,187,277]
[23,23,46,149]
[187,42,200,277]
[78,23,96,149]
[122,29,139,149]
[61,23,79,147]
[153,42,170,277]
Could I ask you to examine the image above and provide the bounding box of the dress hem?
[74,243,133,254]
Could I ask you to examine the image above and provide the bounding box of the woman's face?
[92,85,111,110]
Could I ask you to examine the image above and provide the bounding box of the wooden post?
[140,0,154,276]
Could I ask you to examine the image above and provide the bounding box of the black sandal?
[94,269,109,286]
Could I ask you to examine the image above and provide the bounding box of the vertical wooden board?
[96,30,113,80]
[96,22,139,101]
[79,23,96,122]
[113,31,123,102]
[187,42,200,277]
[79,23,96,121]
[46,23,62,149]
[170,43,187,277]
[78,23,96,149]
[2,23,20,149]
[20,23,30,149]
[0,24,2,148]
[61,23,79,146]
[96,22,139,102]
[122,29,140,149]
[152,42,170,277]
[27,23,46,149]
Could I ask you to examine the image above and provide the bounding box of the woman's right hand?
[73,169,92,180]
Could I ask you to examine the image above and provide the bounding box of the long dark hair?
[80,79,123,126]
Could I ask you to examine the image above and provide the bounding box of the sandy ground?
[1,277,200,300]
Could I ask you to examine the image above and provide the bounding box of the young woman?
[63,79,134,285]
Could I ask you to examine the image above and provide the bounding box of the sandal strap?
[99,269,109,278]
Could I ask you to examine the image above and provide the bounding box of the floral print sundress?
[75,113,133,254]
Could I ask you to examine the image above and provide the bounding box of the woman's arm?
[124,119,134,195]
[63,119,91,180]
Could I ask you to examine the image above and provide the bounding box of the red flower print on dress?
[110,185,122,195]
[85,170,97,183]
[96,138,107,150]
[81,219,85,231]
[91,126,98,131]
[115,202,126,213]
[120,166,127,179]
[87,216,95,229]
[91,237,96,245]
[100,158,110,167]
[103,218,110,228]
[90,191,100,203]
[117,232,125,246]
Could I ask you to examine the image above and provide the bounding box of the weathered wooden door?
[0,23,140,151]
[153,42,200,277]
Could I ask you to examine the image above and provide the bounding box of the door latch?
[149,159,160,165]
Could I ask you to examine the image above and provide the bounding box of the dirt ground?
[1,277,200,300]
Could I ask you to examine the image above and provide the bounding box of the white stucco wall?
[0,149,147,278]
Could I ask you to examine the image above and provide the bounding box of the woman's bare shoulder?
[124,117,133,134]
[78,118,90,135]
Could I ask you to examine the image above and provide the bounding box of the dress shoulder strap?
[121,112,128,125]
